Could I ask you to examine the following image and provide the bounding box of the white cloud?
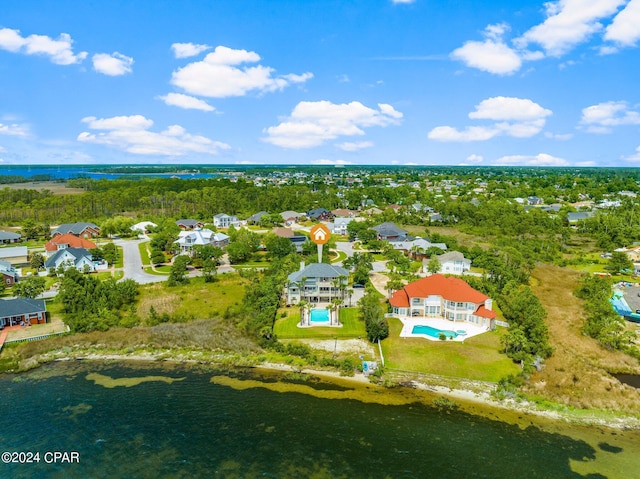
[92,52,133,76]
[336,141,374,151]
[310,159,353,165]
[77,115,230,156]
[466,154,484,163]
[171,42,211,58]
[429,96,551,142]
[171,45,313,98]
[545,132,574,140]
[0,122,29,137]
[622,145,640,162]
[451,24,522,75]
[580,100,640,133]
[336,74,350,83]
[515,0,626,56]
[428,125,500,142]
[469,96,552,121]
[263,101,403,149]
[605,0,640,46]
[391,0,415,3]
[0,28,87,65]
[494,153,569,166]
[158,93,215,112]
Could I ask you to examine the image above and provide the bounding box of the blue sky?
[1,0,640,167]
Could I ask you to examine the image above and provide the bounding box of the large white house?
[286,263,349,305]
[432,251,471,275]
[213,214,240,229]
[174,228,229,255]
[44,247,107,273]
[390,274,496,328]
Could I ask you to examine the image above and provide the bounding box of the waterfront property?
[398,317,486,342]
[390,274,497,330]
[286,262,349,306]
[0,297,47,327]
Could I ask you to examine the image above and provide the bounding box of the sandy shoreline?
[52,352,640,430]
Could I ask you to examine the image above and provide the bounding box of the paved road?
[114,238,168,284]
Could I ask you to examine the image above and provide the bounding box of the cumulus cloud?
[171,42,211,58]
[391,0,416,4]
[451,24,522,75]
[158,93,215,112]
[604,0,640,47]
[466,154,484,163]
[0,27,87,65]
[263,101,403,149]
[170,45,313,98]
[77,115,230,156]
[580,100,640,133]
[545,132,574,140]
[428,96,551,142]
[494,153,569,166]
[0,122,29,137]
[92,52,133,76]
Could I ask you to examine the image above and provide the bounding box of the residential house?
[44,233,97,256]
[371,222,408,242]
[286,263,349,305]
[390,274,497,329]
[331,208,355,218]
[567,211,594,227]
[45,247,106,273]
[131,221,157,234]
[0,298,47,327]
[280,211,303,226]
[213,213,240,229]
[176,219,205,230]
[528,196,543,205]
[174,228,230,255]
[272,227,294,238]
[307,208,333,221]
[0,246,28,266]
[247,211,268,224]
[392,237,447,259]
[51,222,100,238]
[0,231,21,244]
[433,251,471,275]
[330,218,353,236]
[0,260,19,286]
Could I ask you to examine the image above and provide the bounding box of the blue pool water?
[310,308,330,322]
[412,324,458,339]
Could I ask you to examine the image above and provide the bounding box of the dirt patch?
[525,264,640,413]
[370,272,389,297]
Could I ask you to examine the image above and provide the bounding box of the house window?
[455,313,462,320]
[412,298,421,305]
[456,302,464,308]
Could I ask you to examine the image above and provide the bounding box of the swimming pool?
[411,324,458,339]
[310,308,330,322]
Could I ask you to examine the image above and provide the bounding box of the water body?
[0,165,220,181]
[0,360,637,479]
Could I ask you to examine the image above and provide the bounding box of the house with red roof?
[390,274,497,329]
[45,233,98,255]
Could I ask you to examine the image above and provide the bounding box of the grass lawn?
[136,273,248,321]
[114,246,124,268]
[138,242,151,266]
[381,318,519,382]
[274,307,366,339]
[331,250,348,263]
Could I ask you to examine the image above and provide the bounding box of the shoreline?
[42,351,640,431]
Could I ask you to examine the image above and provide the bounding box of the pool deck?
[398,317,488,342]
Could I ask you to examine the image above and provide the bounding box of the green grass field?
[381,318,519,382]
[274,307,366,339]
[138,242,151,266]
[136,273,248,321]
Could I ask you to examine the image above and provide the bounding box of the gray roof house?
[45,247,103,273]
[371,222,408,241]
[0,259,19,286]
[0,297,47,326]
[176,219,205,230]
[286,263,349,305]
[52,222,100,238]
[432,251,471,275]
[247,211,269,223]
[0,246,28,266]
[567,211,594,224]
[0,231,21,244]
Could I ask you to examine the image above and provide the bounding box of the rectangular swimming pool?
[310,308,330,322]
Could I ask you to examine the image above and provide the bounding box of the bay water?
[0,360,637,478]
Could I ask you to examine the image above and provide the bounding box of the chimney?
[300,261,305,271]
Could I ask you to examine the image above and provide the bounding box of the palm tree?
[346,288,353,307]
[298,300,309,326]
[331,298,343,325]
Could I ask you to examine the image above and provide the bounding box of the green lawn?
[381,318,519,382]
[274,307,366,339]
[331,250,348,263]
[138,242,151,266]
[114,246,124,268]
[137,273,248,321]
